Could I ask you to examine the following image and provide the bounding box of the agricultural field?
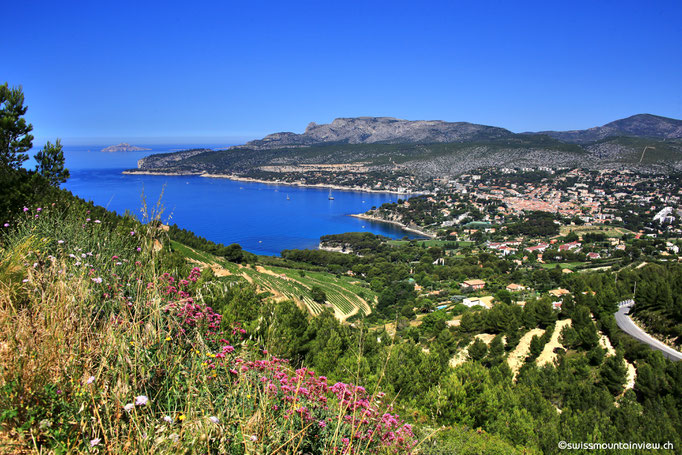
[539,261,586,270]
[241,265,374,320]
[171,242,374,321]
[540,258,620,271]
[558,224,634,238]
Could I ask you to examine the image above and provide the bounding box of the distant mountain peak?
[535,113,682,144]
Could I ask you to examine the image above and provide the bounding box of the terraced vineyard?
[241,265,374,319]
[171,242,374,320]
[266,266,374,317]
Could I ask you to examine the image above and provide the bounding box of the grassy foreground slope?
[0,202,524,454]
[0,204,412,453]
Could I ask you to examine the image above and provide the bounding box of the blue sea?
[56,144,419,255]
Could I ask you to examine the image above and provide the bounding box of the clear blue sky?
[3,0,681,144]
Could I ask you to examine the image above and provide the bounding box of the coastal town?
[322,167,682,326]
[364,167,682,240]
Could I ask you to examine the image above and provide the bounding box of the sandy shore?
[350,213,436,238]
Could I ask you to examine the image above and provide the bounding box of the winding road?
[616,300,682,362]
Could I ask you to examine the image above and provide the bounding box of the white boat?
[328,189,334,200]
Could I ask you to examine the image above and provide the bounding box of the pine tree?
[0,83,33,169]
[35,139,70,186]
[468,338,488,361]
[600,354,628,395]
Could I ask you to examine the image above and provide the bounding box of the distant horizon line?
[29,135,260,148]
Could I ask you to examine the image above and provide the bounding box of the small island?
[101,142,151,152]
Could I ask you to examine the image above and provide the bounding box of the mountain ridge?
[532,114,682,144]
[133,114,682,179]
[236,117,515,150]
[234,114,682,150]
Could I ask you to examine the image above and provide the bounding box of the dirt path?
[476,333,496,344]
[508,328,546,379]
[624,362,637,390]
[592,312,637,392]
[596,322,637,391]
[449,333,496,368]
[446,316,461,327]
[255,265,289,280]
[537,319,572,367]
[599,331,617,356]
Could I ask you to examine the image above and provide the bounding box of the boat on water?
[286,194,290,200]
[328,189,334,200]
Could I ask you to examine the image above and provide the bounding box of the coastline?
[122,170,414,195]
[350,213,436,239]
[201,173,412,195]
[122,170,203,177]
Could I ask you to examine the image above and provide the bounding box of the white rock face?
[237,117,513,150]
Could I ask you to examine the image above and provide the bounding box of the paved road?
[616,301,682,362]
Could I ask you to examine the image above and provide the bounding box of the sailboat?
[328,189,334,200]
[286,194,290,200]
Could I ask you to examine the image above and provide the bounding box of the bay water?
[58,144,418,255]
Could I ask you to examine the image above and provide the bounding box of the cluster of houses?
[455,279,569,310]
[427,169,682,239]
[482,238,609,263]
[485,239,608,264]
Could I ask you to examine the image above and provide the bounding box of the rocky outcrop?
[101,143,151,152]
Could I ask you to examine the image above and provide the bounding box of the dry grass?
[448,333,496,368]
